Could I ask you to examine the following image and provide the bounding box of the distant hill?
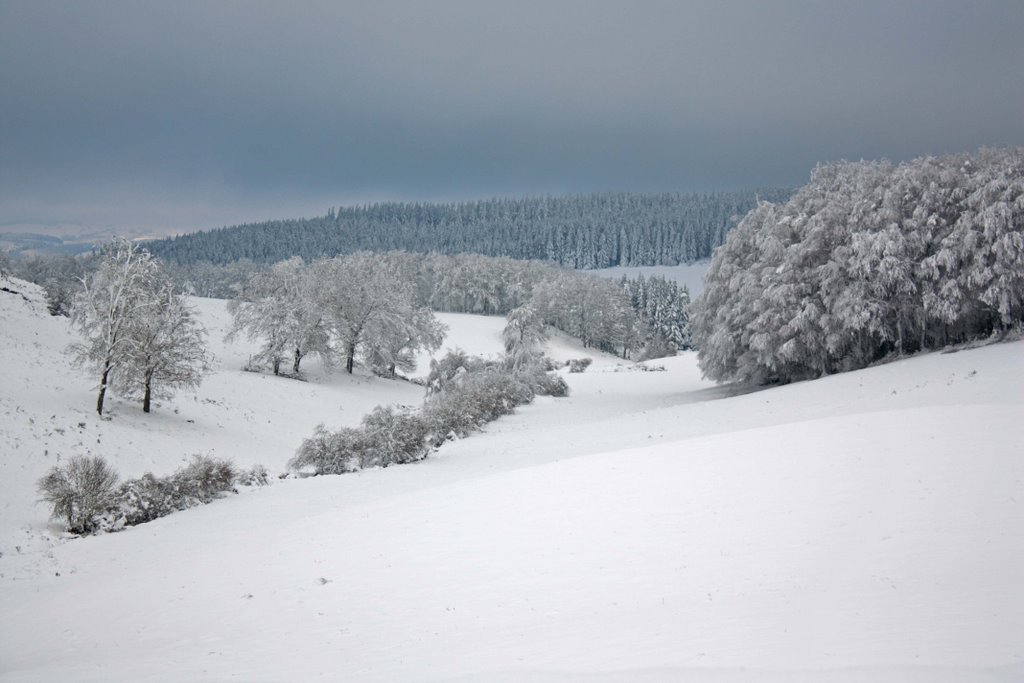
[145,190,791,268]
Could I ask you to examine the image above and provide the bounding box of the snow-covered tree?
[115,282,210,412]
[502,305,548,370]
[69,239,163,415]
[365,305,447,377]
[320,252,424,374]
[694,148,1024,385]
[227,257,329,376]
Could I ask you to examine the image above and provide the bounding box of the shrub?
[425,348,491,395]
[172,454,237,503]
[567,358,592,373]
[422,367,538,445]
[39,454,264,534]
[294,353,571,475]
[38,455,120,534]
[115,472,180,526]
[639,333,677,361]
[236,464,271,487]
[360,406,430,466]
[518,363,570,397]
[290,424,365,475]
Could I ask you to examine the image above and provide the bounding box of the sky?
[1,1,1023,238]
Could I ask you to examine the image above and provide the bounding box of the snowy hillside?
[1,275,1022,681]
[592,260,711,297]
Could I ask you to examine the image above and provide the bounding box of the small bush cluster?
[290,351,570,476]
[567,358,592,373]
[291,407,431,475]
[38,454,269,535]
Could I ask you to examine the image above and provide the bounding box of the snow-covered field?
[1,277,1021,682]
[591,261,711,296]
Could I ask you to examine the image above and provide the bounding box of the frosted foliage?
[502,305,547,370]
[530,273,646,359]
[68,239,209,414]
[694,148,1024,384]
[114,283,210,412]
[228,253,446,377]
[226,257,331,376]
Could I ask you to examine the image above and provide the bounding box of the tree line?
[693,147,1024,385]
[227,253,446,378]
[227,251,692,366]
[144,190,790,269]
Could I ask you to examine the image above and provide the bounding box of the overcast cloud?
[2,0,1022,235]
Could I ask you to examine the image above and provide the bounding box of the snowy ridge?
[0,275,1022,681]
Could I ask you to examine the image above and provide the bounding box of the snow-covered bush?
[173,455,237,503]
[639,332,678,361]
[293,351,569,475]
[360,406,430,466]
[37,455,120,534]
[236,464,271,487]
[290,425,364,475]
[114,472,180,526]
[515,362,570,397]
[110,456,238,528]
[290,408,431,475]
[425,348,490,395]
[567,358,592,373]
[422,368,536,445]
[38,454,265,534]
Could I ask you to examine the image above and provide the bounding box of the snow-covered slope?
[0,276,1021,682]
[591,261,711,296]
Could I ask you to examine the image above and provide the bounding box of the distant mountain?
[0,232,94,257]
[145,190,791,268]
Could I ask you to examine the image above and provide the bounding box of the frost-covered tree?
[365,305,447,377]
[116,282,210,412]
[320,252,428,374]
[620,274,692,352]
[694,148,1024,385]
[69,239,163,415]
[227,257,329,376]
[533,272,646,358]
[502,305,548,370]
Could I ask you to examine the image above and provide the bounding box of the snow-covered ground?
[0,276,1021,682]
[590,261,711,296]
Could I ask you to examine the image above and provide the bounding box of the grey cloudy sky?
[2,0,1022,235]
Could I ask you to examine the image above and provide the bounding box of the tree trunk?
[346,348,355,374]
[143,372,152,413]
[96,363,110,416]
[293,346,303,374]
[272,358,281,376]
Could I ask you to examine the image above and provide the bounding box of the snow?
[1,276,1022,681]
[590,261,711,296]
